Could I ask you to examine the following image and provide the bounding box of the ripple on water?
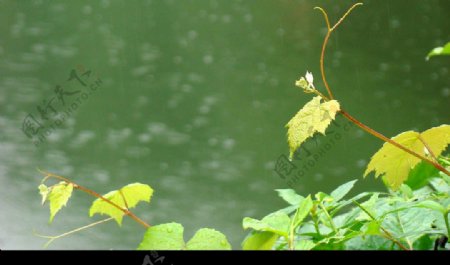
[92,170,111,184]
[145,122,190,145]
[70,130,96,148]
[441,87,449,97]
[106,127,133,147]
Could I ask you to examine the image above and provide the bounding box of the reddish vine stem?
[340,109,450,175]
[315,3,450,177]
[39,170,150,229]
[315,3,363,99]
[319,32,333,99]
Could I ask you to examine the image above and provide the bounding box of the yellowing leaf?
[286,96,340,160]
[89,183,153,225]
[364,125,450,190]
[47,182,74,223]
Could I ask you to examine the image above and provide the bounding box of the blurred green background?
[0,0,449,249]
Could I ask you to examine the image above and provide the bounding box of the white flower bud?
[305,71,314,85]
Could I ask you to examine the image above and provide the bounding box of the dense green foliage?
[242,157,450,250]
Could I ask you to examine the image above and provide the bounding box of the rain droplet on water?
[203,55,214,65]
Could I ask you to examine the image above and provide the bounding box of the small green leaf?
[330,192,373,217]
[416,200,446,214]
[426,42,450,60]
[242,231,278,250]
[330,179,357,202]
[47,182,74,223]
[295,240,316,250]
[38,184,49,205]
[243,212,291,237]
[275,189,304,205]
[286,96,340,160]
[89,183,153,225]
[315,191,332,203]
[365,221,381,235]
[137,223,185,250]
[186,228,231,250]
[292,196,313,228]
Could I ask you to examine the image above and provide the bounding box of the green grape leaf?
[243,212,291,237]
[286,96,340,160]
[47,182,74,223]
[426,42,450,60]
[242,231,278,250]
[185,228,231,250]
[275,189,304,205]
[89,183,153,225]
[364,125,450,190]
[137,223,185,250]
